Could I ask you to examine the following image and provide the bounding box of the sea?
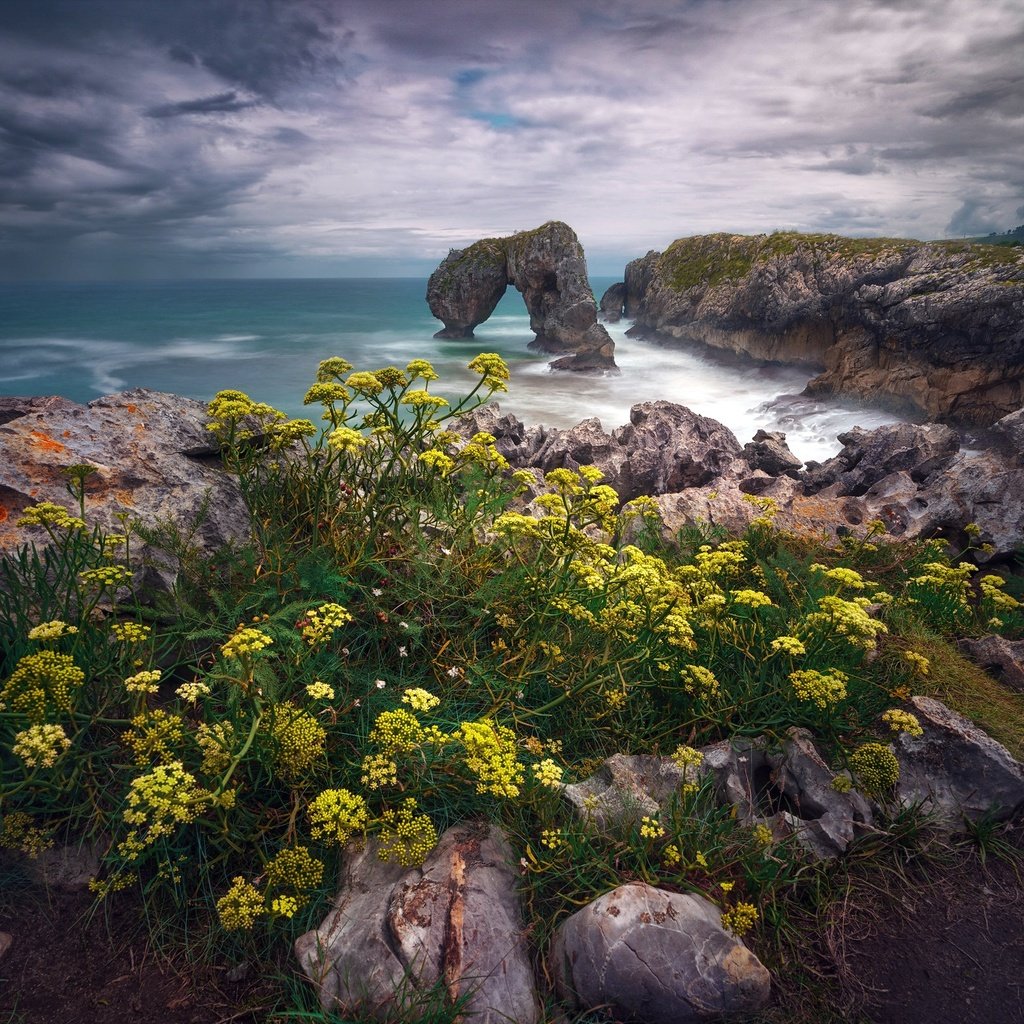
[0,277,904,463]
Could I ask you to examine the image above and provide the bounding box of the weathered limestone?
[0,388,250,593]
[622,233,1024,425]
[549,882,771,1024]
[959,635,1024,692]
[426,221,616,372]
[295,824,541,1024]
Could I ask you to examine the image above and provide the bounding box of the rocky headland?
[426,220,617,372]
[602,232,1024,425]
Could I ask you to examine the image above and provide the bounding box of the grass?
[2,357,1023,1023]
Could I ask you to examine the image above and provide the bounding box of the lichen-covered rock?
[426,221,616,372]
[622,233,1024,425]
[894,696,1024,826]
[549,882,771,1024]
[0,388,250,593]
[295,824,540,1024]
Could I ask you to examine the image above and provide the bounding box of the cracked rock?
[549,881,771,1024]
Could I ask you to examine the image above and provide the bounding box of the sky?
[0,0,1022,279]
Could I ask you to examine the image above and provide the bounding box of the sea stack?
[426,221,617,372]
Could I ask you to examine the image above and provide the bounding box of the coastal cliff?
[426,221,617,372]
[614,233,1024,425]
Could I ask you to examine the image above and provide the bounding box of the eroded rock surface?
[549,881,771,1024]
[426,221,616,372]
[622,232,1024,425]
[0,388,249,593]
[959,635,1024,692]
[295,824,540,1024]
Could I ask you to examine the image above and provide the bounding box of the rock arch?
[426,221,616,371]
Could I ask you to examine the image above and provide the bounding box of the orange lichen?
[28,430,69,454]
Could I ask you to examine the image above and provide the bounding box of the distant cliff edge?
[426,221,616,373]
[603,232,1024,425]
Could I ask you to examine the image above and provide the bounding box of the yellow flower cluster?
[196,721,235,776]
[370,708,425,753]
[401,389,449,410]
[206,390,286,438]
[418,447,457,475]
[360,752,399,789]
[12,723,71,768]
[271,895,299,918]
[401,687,440,713]
[124,669,161,695]
[671,744,704,795]
[721,901,759,936]
[377,798,439,867]
[217,876,264,931]
[301,602,352,645]
[327,426,367,453]
[811,565,867,590]
[978,575,1020,610]
[770,635,806,656]
[910,561,972,602]
[306,681,335,701]
[118,761,205,860]
[79,565,133,588]
[123,710,185,765]
[221,627,273,659]
[406,358,439,382]
[175,680,211,703]
[271,707,326,778]
[316,357,353,381]
[753,824,774,847]
[304,381,350,406]
[17,501,86,531]
[459,719,525,798]
[111,621,151,643]
[849,742,900,795]
[881,709,923,737]
[266,845,324,895]
[540,829,564,851]
[27,620,79,641]
[532,758,564,789]
[346,370,385,395]
[802,595,887,650]
[0,650,85,722]
[663,843,682,866]
[308,788,369,845]
[0,811,53,858]
[903,651,930,676]
[681,664,720,700]
[639,816,665,840]
[731,589,774,608]
[467,352,511,392]
[789,668,848,709]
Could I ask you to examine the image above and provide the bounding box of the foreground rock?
[295,824,540,1023]
[426,221,616,372]
[0,389,249,593]
[959,636,1024,692]
[894,696,1024,826]
[622,232,1024,425]
[549,882,771,1023]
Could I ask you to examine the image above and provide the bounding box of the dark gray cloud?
[0,0,1022,279]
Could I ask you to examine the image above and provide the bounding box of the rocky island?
[602,232,1024,425]
[426,220,617,372]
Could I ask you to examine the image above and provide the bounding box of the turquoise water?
[0,277,901,461]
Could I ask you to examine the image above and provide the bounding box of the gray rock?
[0,388,250,593]
[549,882,771,1023]
[743,430,803,477]
[426,221,616,372]
[28,839,104,891]
[959,635,1024,692]
[296,824,540,1024]
[599,281,627,322]
[992,405,1024,454]
[894,696,1024,826]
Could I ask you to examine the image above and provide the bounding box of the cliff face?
[623,232,1024,425]
[426,221,616,372]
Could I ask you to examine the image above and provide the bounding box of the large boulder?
[426,221,616,372]
[549,882,771,1023]
[621,232,1024,425]
[0,388,250,593]
[295,824,540,1024]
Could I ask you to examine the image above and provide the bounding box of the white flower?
[446,666,461,678]
[398,646,408,658]
[440,547,451,556]
[399,621,409,630]
[375,679,387,689]
[372,588,383,597]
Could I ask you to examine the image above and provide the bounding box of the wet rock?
[426,221,616,372]
[295,823,540,1024]
[0,388,250,593]
[743,430,803,477]
[599,281,627,322]
[894,696,1024,827]
[959,635,1024,692]
[549,881,771,1024]
[802,422,960,496]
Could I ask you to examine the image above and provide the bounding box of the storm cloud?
[0,0,1021,278]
